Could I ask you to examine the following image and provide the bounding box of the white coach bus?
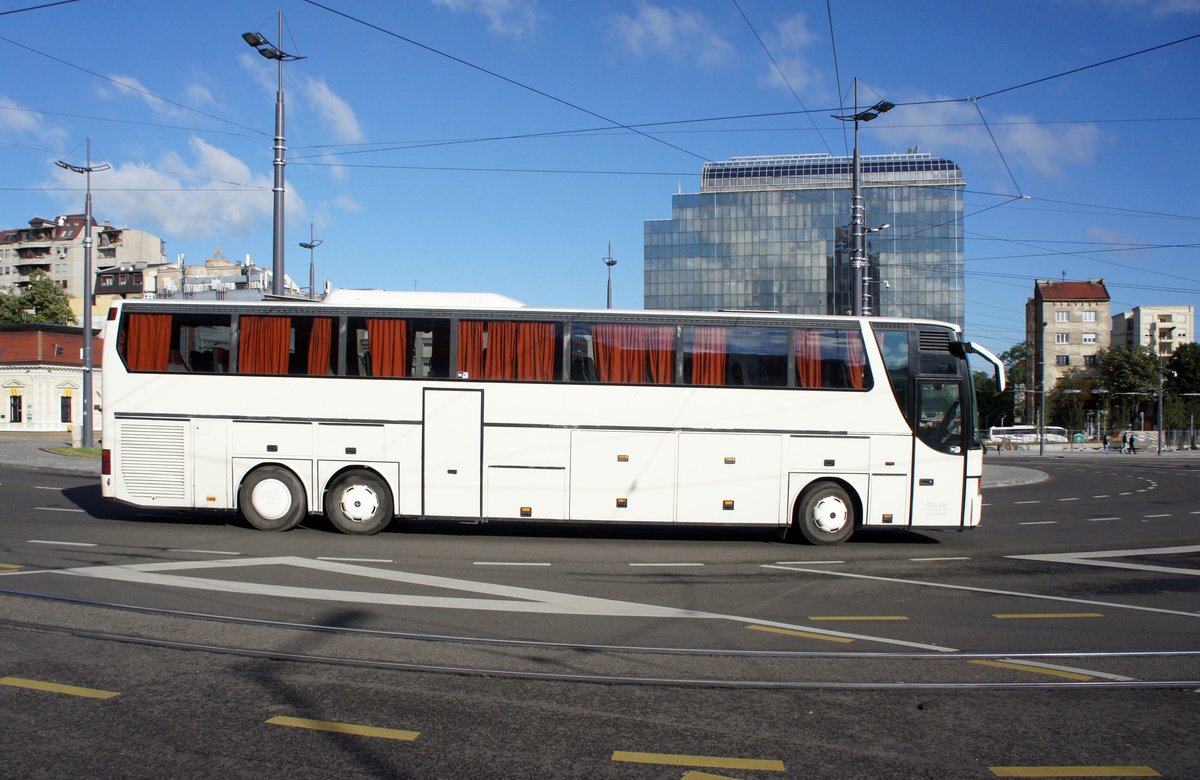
[99,291,1004,544]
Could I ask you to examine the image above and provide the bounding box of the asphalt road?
[1,454,1198,778]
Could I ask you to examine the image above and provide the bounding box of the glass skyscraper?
[643,153,964,325]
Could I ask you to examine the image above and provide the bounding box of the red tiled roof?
[1037,280,1109,301]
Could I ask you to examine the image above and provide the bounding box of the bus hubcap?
[251,479,292,521]
[811,496,848,533]
[340,484,379,523]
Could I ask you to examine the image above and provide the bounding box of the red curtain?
[307,318,333,376]
[690,326,726,386]
[843,331,866,389]
[368,318,407,377]
[796,330,822,388]
[459,321,556,381]
[124,313,171,372]
[239,316,290,374]
[457,320,485,379]
[593,324,675,384]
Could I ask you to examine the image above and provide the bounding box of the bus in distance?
[100,291,1005,545]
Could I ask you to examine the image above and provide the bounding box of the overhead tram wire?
[824,0,847,153]
[301,0,711,164]
[0,0,80,16]
[731,0,833,155]
[0,34,267,137]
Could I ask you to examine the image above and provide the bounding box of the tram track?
[3,590,1197,690]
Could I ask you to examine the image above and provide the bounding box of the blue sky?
[1,0,1197,353]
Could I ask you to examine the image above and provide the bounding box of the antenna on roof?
[1061,270,1066,281]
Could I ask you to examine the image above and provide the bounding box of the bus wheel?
[326,470,393,535]
[795,482,855,545]
[239,466,306,532]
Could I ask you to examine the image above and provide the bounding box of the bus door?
[423,388,483,518]
[912,379,966,525]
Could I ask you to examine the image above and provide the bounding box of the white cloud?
[608,2,735,67]
[759,12,821,95]
[299,76,364,143]
[433,0,538,37]
[0,95,60,139]
[49,137,300,241]
[335,194,363,213]
[875,96,1104,179]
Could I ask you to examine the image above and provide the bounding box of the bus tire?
[326,470,393,535]
[795,482,855,545]
[239,466,307,532]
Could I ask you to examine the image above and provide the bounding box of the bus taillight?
[101,448,111,475]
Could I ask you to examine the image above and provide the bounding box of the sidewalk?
[0,433,100,475]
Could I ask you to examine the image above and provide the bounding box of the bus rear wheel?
[795,482,855,545]
[326,470,393,535]
[239,466,307,532]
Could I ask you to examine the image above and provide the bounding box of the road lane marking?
[1014,500,1041,505]
[317,557,392,563]
[266,716,419,741]
[910,556,970,561]
[1142,514,1171,518]
[629,562,704,567]
[473,561,551,566]
[774,560,844,565]
[747,625,855,643]
[34,486,61,490]
[611,751,785,771]
[28,539,95,547]
[56,556,952,651]
[170,549,242,556]
[994,613,1103,619]
[1010,545,1200,578]
[0,563,20,572]
[971,660,1095,682]
[1019,521,1057,525]
[1057,497,1079,502]
[1087,517,1119,522]
[764,563,1200,619]
[988,763,1156,772]
[1092,495,1110,498]
[0,676,119,699]
[807,615,909,621]
[34,507,84,513]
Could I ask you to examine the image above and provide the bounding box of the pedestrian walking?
[1102,434,1109,452]
[1121,433,1129,453]
[1129,433,1137,454]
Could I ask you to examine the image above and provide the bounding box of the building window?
[1159,314,1173,322]
[1055,333,1069,344]
[1085,354,1098,366]
[1056,355,1070,366]
[1055,311,1069,323]
[60,395,71,423]
[1082,311,1096,323]
[1082,333,1097,344]
[9,394,21,423]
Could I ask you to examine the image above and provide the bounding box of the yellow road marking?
[990,766,1159,777]
[807,615,909,621]
[265,715,419,741]
[971,660,1094,682]
[746,624,855,643]
[0,563,21,571]
[612,751,785,771]
[994,613,1104,619]
[0,676,119,699]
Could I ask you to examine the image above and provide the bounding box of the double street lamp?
[298,223,322,300]
[832,78,894,317]
[602,242,617,309]
[243,14,304,296]
[56,138,109,449]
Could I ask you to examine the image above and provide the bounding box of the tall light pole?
[243,13,304,296]
[832,79,893,317]
[56,138,109,449]
[298,223,322,300]
[602,242,617,309]
[1151,322,1175,455]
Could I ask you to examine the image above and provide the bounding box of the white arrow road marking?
[54,556,950,652]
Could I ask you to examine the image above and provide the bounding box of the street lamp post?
[298,223,322,300]
[243,13,304,296]
[832,78,893,317]
[602,242,617,309]
[56,138,109,449]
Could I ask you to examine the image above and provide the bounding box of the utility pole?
[56,139,109,449]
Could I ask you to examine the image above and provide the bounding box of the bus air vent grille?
[119,421,187,500]
[918,330,951,352]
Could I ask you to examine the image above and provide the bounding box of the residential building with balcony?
[1111,305,1194,355]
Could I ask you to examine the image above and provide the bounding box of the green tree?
[973,370,1010,430]
[1165,343,1200,437]
[0,270,74,325]
[1094,345,1156,428]
[999,341,1027,388]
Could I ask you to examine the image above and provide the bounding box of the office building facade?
[643,153,965,324]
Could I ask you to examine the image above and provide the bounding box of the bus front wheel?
[239,466,307,532]
[326,470,393,535]
[795,482,855,545]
